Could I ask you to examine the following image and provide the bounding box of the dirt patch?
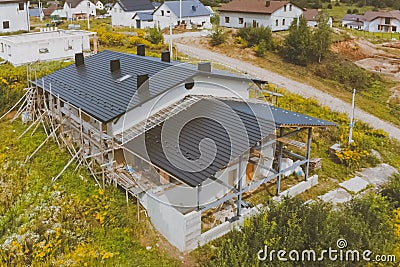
[355,57,400,76]
[331,40,368,61]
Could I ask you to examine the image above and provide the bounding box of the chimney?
[137,74,150,101]
[137,44,145,56]
[161,51,171,62]
[192,5,196,11]
[110,59,120,72]
[266,0,271,7]
[75,53,84,66]
[198,62,211,72]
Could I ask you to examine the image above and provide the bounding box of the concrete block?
[339,176,370,193]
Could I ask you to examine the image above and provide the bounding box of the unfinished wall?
[141,193,201,251]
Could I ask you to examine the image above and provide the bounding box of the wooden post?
[276,127,284,196]
[305,127,312,181]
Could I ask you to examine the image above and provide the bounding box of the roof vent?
[266,0,271,7]
[161,51,170,62]
[75,53,84,66]
[137,44,145,56]
[137,74,150,101]
[198,62,212,72]
[110,59,120,72]
[192,5,196,11]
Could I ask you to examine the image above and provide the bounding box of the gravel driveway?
[175,42,400,142]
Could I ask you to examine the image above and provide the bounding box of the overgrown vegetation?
[0,121,179,266]
[210,27,227,46]
[282,14,332,65]
[196,191,400,266]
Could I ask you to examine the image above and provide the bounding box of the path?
[175,42,400,142]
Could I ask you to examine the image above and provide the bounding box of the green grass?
[323,4,375,22]
[0,120,180,266]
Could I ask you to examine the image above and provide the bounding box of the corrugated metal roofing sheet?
[125,98,276,187]
[33,50,198,122]
[221,99,336,127]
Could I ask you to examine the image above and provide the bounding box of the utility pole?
[39,0,43,21]
[169,15,173,59]
[179,0,182,25]
[87,1,91,30]
[348,88,356,145]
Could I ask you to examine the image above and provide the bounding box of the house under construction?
[13,45,335,251]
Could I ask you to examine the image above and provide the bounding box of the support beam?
[237,155,243,217]
[276,127,284,196]
[305,127,312,181]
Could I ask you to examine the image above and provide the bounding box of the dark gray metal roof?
[33,50,198,123]
[159,0,212,18]
[125,98,276,187]
[125,98,334,187]
[221,100,337,127]
[116,0,154,12]
[33,50,261,123]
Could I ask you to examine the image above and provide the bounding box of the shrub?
[236,26,272,48]
[327,3,332,8]
[145,27,164,45]
[353,8,359,14]
[210,27,226,46]
[254,40,267,57]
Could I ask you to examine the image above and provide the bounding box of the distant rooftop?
[0,30,95,43]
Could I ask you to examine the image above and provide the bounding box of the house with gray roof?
[342,14,365,30]
[111,0,154,27]
[23,44,335,251]
[152,0,213,29]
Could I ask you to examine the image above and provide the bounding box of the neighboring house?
[342,14,365,30]
[132,11,154,29]
[152,0,213,29]
[219,0,303,31]
[363,10,400,33]
[26,45,335,251]
[94,0,103,10]
[43,2,58,17]
[64,0,96,20]
[0,0,30,33]
[111,0,154,27]
[29,8,44,18]
[303,8,332,27]
[0,29,97,66]
[50,9,67,19]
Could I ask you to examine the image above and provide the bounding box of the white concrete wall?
[219,11,270,29]
[0,1,30,33]
[111,3,135,27]
[135,19,154,29]
[219,4,302,31]
[0,31,92,66]
[141,193,201,251]
[95,1,104,10]
[270,4,302,31]
[153,5,178,29]
[64,0,96,19]
[153,5,211,29]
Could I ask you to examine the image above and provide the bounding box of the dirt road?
[175,42,400,142]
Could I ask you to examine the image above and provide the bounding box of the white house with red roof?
[218,0,302,31]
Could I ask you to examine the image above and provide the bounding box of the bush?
[327,3,332,8]
[347,8,352,14]
[353,8,359,14]
[210,27,226,46]
[145,27,163,45]
[254,40,267,57]
[236,26,273,48]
